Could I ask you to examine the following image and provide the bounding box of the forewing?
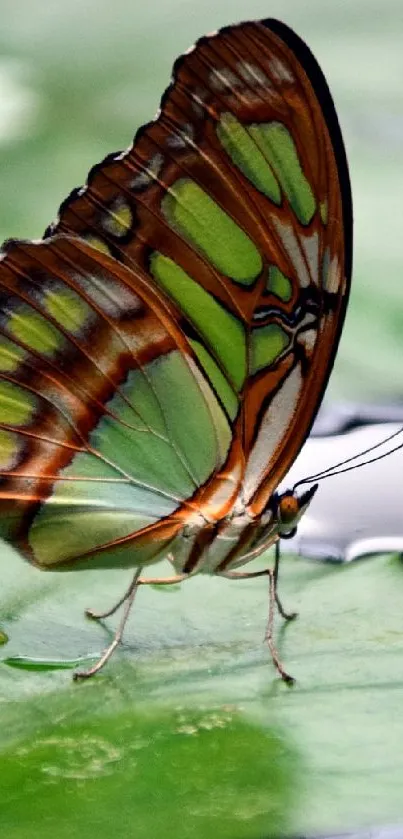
[45,20,352,513]
[46,18,352,515]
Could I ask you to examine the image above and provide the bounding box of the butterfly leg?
[273,541,298,621]
[74,567,143,681]
[265,567,295,685]
[85,570,141,621]
[86,569,188,621]
[218,565,295,684]
[75,570,189,680]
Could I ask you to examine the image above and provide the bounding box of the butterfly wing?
[0,237,234,568]
[47,18,352,517]
[0,19,352,573]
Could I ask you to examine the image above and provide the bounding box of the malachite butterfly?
[0,18,352,682]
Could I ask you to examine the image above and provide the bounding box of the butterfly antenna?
[294,424,403,489]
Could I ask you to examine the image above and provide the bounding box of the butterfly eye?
[278,493,300,526]
[276,493,301,539]
[276,484,318,536]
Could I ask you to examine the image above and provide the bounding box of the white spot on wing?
[130,170,151,189]
[272,218,311,288]
[209,67,242,92]
[72,271,143,318]
[324,252,341,293]
[165,123,195,150]
[130,152,164,190]
[269,57,294,83]
[236,61,270,87]
[166,133,187,151]
[298,328,316,353]
[243,364,303,503]
[191,87,208,113]
[301,231,319,285]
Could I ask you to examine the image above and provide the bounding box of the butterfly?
[0,18,352,682]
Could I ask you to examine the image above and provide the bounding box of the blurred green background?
[1,0,403,400]
[1,1,403,837]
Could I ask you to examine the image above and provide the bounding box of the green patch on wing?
[103,199,133,237]
[189,340,239,421]
[0,428,19,467]
[217,113,281,204]
[29,350,231,567]
[218,115,316,226]
[30,508,167,570]
[0,381,36,425]
[0,506,25,542]
[7,308,64,356]
[91,351,230,495]
[30,502,178,571]
[250,324,290,373]
[320,200,328,225]
[161,178,262,284]
[266,266,293,302]
[248,122,316,225]
[0,337,25,372]
[150,252,246,392]
[43,286,92,333]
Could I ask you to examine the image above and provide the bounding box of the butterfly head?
[272,483,318,539]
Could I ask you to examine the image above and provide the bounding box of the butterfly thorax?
[168,483,317,576]
[169,500,275,576]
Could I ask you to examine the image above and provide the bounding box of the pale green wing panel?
[150,253,246,394]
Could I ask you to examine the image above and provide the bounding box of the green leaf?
[2,545,403,836]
